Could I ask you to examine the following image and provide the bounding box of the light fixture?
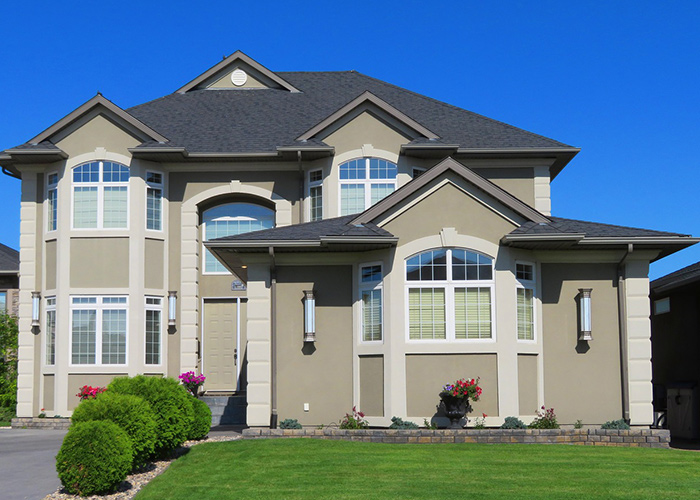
[31,291,41,327]
[578,288,592,341]
[168,291,177,326]
[303,290,316,342]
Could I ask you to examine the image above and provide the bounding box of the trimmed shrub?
[71,392,157,469]
[601,419,630,430]
[279,418,302,429]
[188,397,212,440]
[108,375,193,455]
[389,416,419,429]
[501,416,527,429]
[56,420,132,496]
[529,407,559,429]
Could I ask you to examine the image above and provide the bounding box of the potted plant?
[439,378,482,429]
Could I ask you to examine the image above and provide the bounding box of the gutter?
[617,244,633,424]
[269,246,278,429]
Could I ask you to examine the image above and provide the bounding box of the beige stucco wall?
[43,374,55,412]
[70,238,130,288]
[518,354,538,415]
[55,113,141,158]
[275,265,353,425]
[144,238,164,290]
[67,373,127,411]
[541,263,622,424]
[472,167,535,208]
[405,354,499,418]
[323,111,411,157]
[359,355,384,417]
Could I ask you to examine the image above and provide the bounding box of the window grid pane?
[103,162,130,182]
[73,187,98,228]
[406,250,447,281]
[46,309,56,365]
[73,162,99,183]
[147,187,162,230]
[455,287,492,339]
[339,159,366,180]
[146,309,161,365]
[452,250,493,281]
[48,188,58,231]
[71,309,96,364]
[408,288,446,340]
[369,158,397,179]
[102,309,127,364]
[517,288,534,340]
[310,186,322,221]
[370,183,395,205]
[362,289,382,342]
[103,186,128,228]
[340,184,365,216]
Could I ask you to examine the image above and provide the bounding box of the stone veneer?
[242,428,670,448]
[11,417,71,430]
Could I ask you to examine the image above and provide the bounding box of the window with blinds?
[361,264,383,342]
[516,262,536,341]
[406,249,494,341]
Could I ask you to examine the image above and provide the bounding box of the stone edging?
[242,428,671,448]
[11,417,71,430]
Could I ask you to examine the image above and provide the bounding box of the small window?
[516,263,534,281]
[146,171,163,231]
[653,297,670,315]
[46,297,56,365]
[309,170,323,222]
[516,262,536,341]
[360,264,383,342]
[412,167,426,178]
[47,173,58,232]
[145,296,162,365]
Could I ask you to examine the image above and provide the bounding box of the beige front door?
[203,299,238,391]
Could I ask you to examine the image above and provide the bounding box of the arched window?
[202,202,275,273]
[406,248,494,341]
[339,158,397,215]
[72,161,130,229]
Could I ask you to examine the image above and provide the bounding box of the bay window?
[406,249,494,341]
[70,296,127,365]
[72,161,129,229]
[339,158,397,215]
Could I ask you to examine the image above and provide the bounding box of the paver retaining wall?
[242,428,671,448]
[11,417,71,430]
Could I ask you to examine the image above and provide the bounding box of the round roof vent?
[230,69,248,87]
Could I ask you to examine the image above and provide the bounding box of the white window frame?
[145,296,163,366]
[308,169,323,222]
[145,170,164,232]
[47,172,58,232]
[515,261,537,343]
[338,157,398,216]
[71,161,130,230]
[405,248,495,343]
[45,297,56,366]
[359,262,384,343]
[69,295,128,366]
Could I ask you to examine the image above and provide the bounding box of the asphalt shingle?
[511,217,689,238]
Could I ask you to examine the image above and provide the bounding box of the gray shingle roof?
[214,215,394,242]
[126,71,573,154]
[651,262,700,293]
[510,217,689,238]
[0,243,19,272]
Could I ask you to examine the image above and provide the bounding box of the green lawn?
[135,439,700,500]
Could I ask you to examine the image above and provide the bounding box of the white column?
[179,206,200,373]
[533,166,551,216]
[245,265,272,426]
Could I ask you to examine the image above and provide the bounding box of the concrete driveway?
[0,428,68,500]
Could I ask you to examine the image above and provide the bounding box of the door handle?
[234,348,238,363]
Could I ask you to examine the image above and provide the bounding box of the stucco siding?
[359,355,384,417]
[473,167,535,208]
[55,114,141,158]
[70,238,130,288]
[144,238,164,290]
[67,373,127,411]
[518,354,538,415]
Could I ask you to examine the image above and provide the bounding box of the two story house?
[1,51,696,427]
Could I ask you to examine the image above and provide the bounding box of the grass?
[135,439,700,500]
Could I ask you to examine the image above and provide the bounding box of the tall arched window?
[406,248,494,341]
[72,161,130,229]
[339,158,397,215]
[202,203,275,273]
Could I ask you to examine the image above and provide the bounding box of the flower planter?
[440,394,472,429]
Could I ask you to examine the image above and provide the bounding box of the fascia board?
[502,233,586,242]
[318,236,398,243]
[577,237,700,245]
[205,240,322,248]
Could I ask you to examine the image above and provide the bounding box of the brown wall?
[275,265,353,425]
[405,354,499,418]
[359,355,384,417]
[541,263,622,424]
[70,238,129,288]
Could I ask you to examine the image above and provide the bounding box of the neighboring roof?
[0,243,19,273]
[651,262,700,294]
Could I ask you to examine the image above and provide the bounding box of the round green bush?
[188,397,212,440]
[501,416,527,429]
[108,375,194,455]
[71,392,157,469]
[56,420,132,496]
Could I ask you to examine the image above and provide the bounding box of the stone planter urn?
[440,393,472,429]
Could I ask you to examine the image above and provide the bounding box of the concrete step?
[201,395,247,425]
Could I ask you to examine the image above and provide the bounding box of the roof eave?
[456,147,580,179]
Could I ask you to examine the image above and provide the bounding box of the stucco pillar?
[533,166,551,216]
[623,260,653,425]
[245,264,272,426]
[179,207,200,373]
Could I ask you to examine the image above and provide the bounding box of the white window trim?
[46,172,59,233]
[145,296,164,366]
[71,161,130,231]
[405,248,496,343]
[515,261,537,343]
[145,170,164,232]
[359,262,384,344]
[44,297,56,367]
[338,157,398,216]
[307,169,324,222]
[69,295,129,367]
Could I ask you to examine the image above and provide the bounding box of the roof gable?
[175,51,301,94]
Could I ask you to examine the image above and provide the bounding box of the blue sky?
[0,1,697,279]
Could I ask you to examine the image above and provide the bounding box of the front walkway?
[0,428,67,500]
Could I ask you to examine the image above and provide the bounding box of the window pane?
[73,187,98,228]
[517,288,534,340]
[146,309,161,365]
[361,265,382,282]
[102,309,127,364]
[455,287,492,339]
[103,162,130,183]
[411,250,447,281]
[309,170,322,183]
[370,183,395,205]
[73,162,99,183]
[146,172,162,184]
[408,288,446,340]
[516,263,533,281]
[103,186,128,228]
[72,309,96,364]
[46,309,56,365]
[0,292,5,312]
[339,159,365,180]
[48,188,58,231]
[147,187,162,230]
[362,289,382,341]
[310,186,322,222]
[452,249,492,281]
[369,159,397,179]
[340,184,365,216]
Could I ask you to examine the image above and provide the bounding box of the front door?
[202,299,238,392]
